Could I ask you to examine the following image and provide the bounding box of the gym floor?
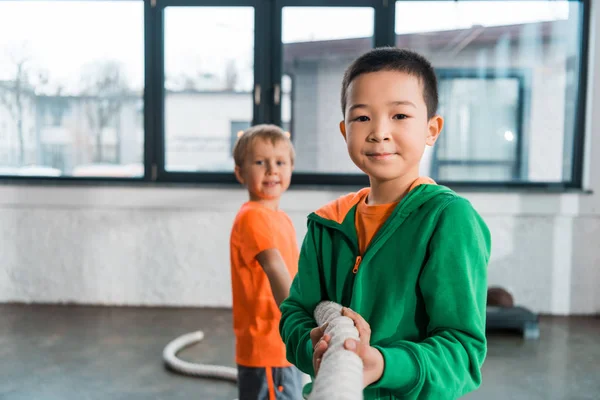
[1,304,598,400]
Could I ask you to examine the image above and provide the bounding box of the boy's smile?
[339,70,443,202]
[365,151,398,161]
[263,179,281,187]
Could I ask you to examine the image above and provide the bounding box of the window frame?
[0,0,591,191]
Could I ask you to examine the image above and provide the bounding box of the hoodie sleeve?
[370,197,491,399]
[279,220,323,376]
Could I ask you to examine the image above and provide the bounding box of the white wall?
[0,180,598,314]
[0,13,598,315]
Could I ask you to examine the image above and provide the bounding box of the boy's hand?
[310,324,330,375]
[342,307,385,388]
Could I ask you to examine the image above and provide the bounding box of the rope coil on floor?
[162,330,238,382]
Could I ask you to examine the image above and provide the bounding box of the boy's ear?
[234,165,245,185]
[339,121,347,141]
[426,115,444,146]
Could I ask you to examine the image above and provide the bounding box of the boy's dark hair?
[341,47,439,119]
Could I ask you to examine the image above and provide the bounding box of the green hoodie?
[279,183,491,399]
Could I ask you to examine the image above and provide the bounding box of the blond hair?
[232,124,295,167]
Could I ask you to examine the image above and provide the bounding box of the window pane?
[396,0,584,183]
[164,7,254,172]
[282,7,374,174]
[436,76,521,179]
[0,1,144,178]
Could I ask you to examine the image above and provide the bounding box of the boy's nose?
[266,161,278,173]
[368,119,391,142]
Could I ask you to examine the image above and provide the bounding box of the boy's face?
[340,70,443,184]
[235,138,293,202]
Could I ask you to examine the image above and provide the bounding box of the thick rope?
[309,301,363,400]
[162,330,238,382]
[162,302,360,397]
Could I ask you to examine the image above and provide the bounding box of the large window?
[396,0,587,185]
[0,0,144,178]
[0,0,590,188]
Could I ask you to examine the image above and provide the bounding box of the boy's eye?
[353,116,370,122]
[393,114,408,120]
[277,161,286,166]
[254,160,264,165]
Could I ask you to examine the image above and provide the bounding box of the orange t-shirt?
[354,177,435,254]
[230,201,299,367]
[355,194,398,255]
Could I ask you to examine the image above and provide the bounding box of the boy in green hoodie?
[279,47,492,400]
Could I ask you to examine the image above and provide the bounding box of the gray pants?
[237,364,303,400]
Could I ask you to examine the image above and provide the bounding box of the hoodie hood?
[310,177,448,225]
[307,177,455,255]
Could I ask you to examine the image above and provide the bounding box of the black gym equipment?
[486,305,540,339]
[485,286,540,339]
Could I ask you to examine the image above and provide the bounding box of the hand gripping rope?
[308,301,363,400]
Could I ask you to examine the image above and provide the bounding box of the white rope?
[309,301,363,400]
[162,330,238,382]
[162,302,361,399]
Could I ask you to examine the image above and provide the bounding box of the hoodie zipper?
[309,218,362,275]
[312,184,438,280]
[351,197,414,275]
[352,255,362,274]
[352,206,404,275]
[310,187,422,276]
